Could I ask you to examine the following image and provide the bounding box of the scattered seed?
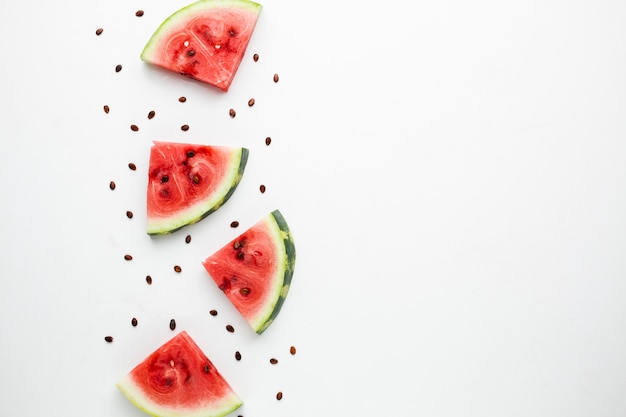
[115,64,122,73]
[273,73,279,83]
[248,98,255,107]
[130,124,139,132]
[96,28,103,36]
[104,336,113,343]
[131,317,138,327]
[124,254,133,261]
[169,319,176,330]
[240,287,250,295]
[265,137,271,146]
[174,265,182,273]
[146,275,153,285]
[187,50,196,57]
[270,358,278,364]
[181,124,189,131]
[229,108,236,118]
[235,351,242,361]
[209,309,218,316]
[276,391,283,400]
[126,210,133,219]
[230,221,239,228]
[226,324,234,333]
[253,53,259,62]
[259,184,266,193]
[135,10,144,17]
[204,364,210,373]
[187,150,195,158]
[290,345,296,355]
[103,105,110,114]
[147,110,155,119]
[237,252,245,260]
[109,181,116,190]
[178,96,187,103]
[185,235,191,244]
[161,175,169,183]
[128,162,137,170]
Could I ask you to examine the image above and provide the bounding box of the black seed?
[128,162,136,170]
[130,124,139,131]
[248,98,255,107]
[109,181,116,190]
[253,53,259,62]
[181,124,189,131]
[148,110,155,119]
[103,105,110,114]
[237,252,244,260]
[204,364,210,373]
[192,175,199,184]
[273,73,279,83]
[226,324,234,333]
[230,221,239,228]
[131,317,138,327]
[186,150,195,157]
[179,96,187,102]
[290,346,296,355]
[115,64,122,73]
[276,391,283,400]
[169,319,176,330]
[96,28,103,36]
[126,210,133,219]
[174,265,182,273]
[124,254,133,261]
[259,184,266,193]
[146,275,152,285]
[233,240,242,249]
[187,49,195,57]
[161,175,169,183]
[235,351,242,361]
[135,10,144,16]
[229,108,236,118]
[104,336,113,343]
[229,29,236,36]
[270,358,278,364]
[185,235,191,244]
[209,309,218,316]
[265,137,271,146]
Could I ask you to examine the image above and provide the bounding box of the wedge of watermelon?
[147,141,248,235]
[141,0,262,91]
[202,210,296,334]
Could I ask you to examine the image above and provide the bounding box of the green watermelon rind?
[147,147,249,235]
[252,209,296,334]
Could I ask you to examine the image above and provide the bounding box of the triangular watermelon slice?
[147,141,248,235]
[141,0,262,91]
[117,331,242,417]
[202,210,296,334]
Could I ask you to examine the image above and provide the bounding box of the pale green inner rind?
[251,210,296,334]
[147,148,248,235]
[116,375,243,417]
[141,0,262,61]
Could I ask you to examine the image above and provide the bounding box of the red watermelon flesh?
[116,331,242,417]
[147,141,248,235]
[141,0,262,91]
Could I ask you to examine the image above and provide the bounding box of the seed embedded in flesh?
[146,275,152,285]
[273,73,279,83]
[115,64,122,73]
[240,287,250,296]
[290,346,296,355]
[237,252,244,260]
[130,124,139,132]
[235,351,242,361]
[104,336,113,343]
[185,235,191,244]
[248,98,255,107]
[186,150,195,158]
[135,10,144,17]
[209,309,218,316]
[124,254,133,261]
[131,317,138,327]
[253,53,259,62]
[174,265,182,273]
[161,175,169,183]
[181,124,189,131]
[192,175,199,184]
[259,184,266,193]
[226,325,234,333]
[276,392,283,400]
[103,105,110,114]
[126,210,133,219]
[230,221,239,228]
[169,319,176,330]
[128,162,136,171]
[204,364,210,373]
[270,358,278,364]
[187,50,195,57]
[109,181,116,190]
[147,110,155,119]
[96,28,103,36]
[179,96,187,102]
[265,137,271,146]
[229,108,236,118]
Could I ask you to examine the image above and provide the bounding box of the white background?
[1,0,626,416]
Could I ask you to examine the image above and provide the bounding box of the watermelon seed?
[161,175,169,183]
[115,64,122,73]
[169,319,176,330]
[179,96,187,102]
[130,124,139,132]
[131,317,138,327]
[186,150,195,157]
[170,360,175,367]
[95,28,103,36]
[240,287,250,296]
[237,252,244,260]
[174,265,182,273]
[235,351,242,361]
[273,73,279,83]
[229,108,236,118]
[181,124,189,131]
[126,210,133,219]
[265,137,271,146]
[109,181,116,190]
[248,98,255,107]
[135,10,144,17]
[290,346,297,355]
[192,175,200,184]
[104,336,113,343]
[146,275,152,285]
[124,254,133,261]
[209,309,218,316]
[185,235,191,244]
[253,53,259,62]
[259,184,266,193]
[204,364,210,373]
[148,110,155,119]
[270,358,278,364]
[128,162,136,171]
[230,221,239,228]
[103,105,110,114]
[226,325,234,333]
[276,391,283,400]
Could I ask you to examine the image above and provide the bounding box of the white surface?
[1,0,626,416]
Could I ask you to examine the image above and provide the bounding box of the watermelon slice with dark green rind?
[202,210,296,334]
[147,141,248,235]
[140,0,262,91]
[116,331,242,417]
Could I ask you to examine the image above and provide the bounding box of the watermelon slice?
[202,210,296,334]
[116,331,242,417]
[147,141,248,235]
[141,0,262,91]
